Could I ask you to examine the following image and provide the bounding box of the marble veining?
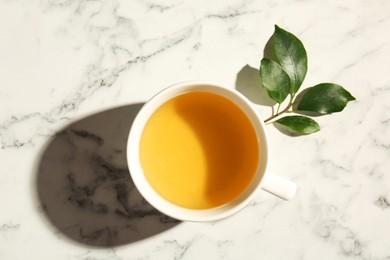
[1,0,390,259]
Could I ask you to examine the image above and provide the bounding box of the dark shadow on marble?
[36,104,181,248]
[235,65,276,107]
[235,35,277,107]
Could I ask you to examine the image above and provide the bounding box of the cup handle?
[261,172,296,200]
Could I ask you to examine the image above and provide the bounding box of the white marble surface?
[1,0,390,259]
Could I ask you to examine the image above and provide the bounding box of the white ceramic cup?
[127,81,296,222]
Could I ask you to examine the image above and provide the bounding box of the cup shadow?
[36,104,181,248]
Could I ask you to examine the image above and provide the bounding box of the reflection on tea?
[140,91,259,209]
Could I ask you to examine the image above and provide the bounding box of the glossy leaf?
[273,25,308,93]
[296,83,356,114]
[260,58,291,103]
[275,116,320,135]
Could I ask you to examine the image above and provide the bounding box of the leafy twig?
[259,25,355,135]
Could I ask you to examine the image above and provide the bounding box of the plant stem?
[264,94,295,123]
[276,103,281,114]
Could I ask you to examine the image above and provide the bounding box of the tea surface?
[140,91,259,209]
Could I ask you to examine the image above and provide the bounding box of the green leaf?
[273,25,308,93]
[260,58,291,103]
[275,116,320,135]
[296,83,356,114]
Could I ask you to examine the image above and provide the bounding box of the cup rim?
[126,81,269,222]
